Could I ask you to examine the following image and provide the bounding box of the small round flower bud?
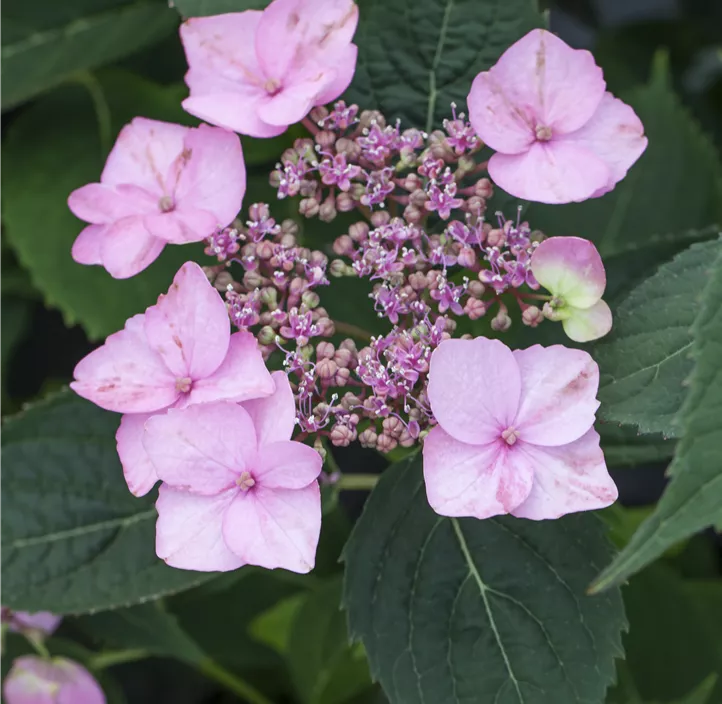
[317,357,338,380]
[335,137,361,160]
[486,228,506,248]
[316,317,335,336]
[313,435,327,461]
[404,205,423,224]
[256,240,274,259]
[315,130,336,149]
[457,246,477,268]
[359,110,385,129]
[299,197,320,218]
[370,210,390,227]
[334,367,351,386]
[464,298,488,320]
[491,310,512,331]
[475,177,493,198]
[309,106,329,124]
[248,203,270,222]
[340,338,358,353]
[376,433,398,453]
[319,198,337,223]
[289,277,305,297]
[330,424,354,447]
[333,348,353,369]
[260,287,278,308]
[358,428,378,448]
[408,271,427,291]
[258,325,276,345]
[410,189,427,207]
[316,341,335,359]
[281,219,299,237]
[465,196,486,217]
[467,280,485,298]
[301,291,320,308]
[333,235,355,256]
[349,221,369,242]
[522,305,544,327]
[294,138,314,157]
[336,192,356,212]
[530,229,545,244]
[269,170,282,188]
[402,173,422,191]
[398,430,416,448]
[340,392,361,410]
[213,271,234,291]
[382,416,403,438]
[243,270,263,289]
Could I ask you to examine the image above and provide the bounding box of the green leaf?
[171,0,267,17]
[74,602,206,664]
[249,593,307,655]
[2,72,207,341]
[1,391,213,613]
[594,239,721,437]
[606,565,722,704]
[288,579,372,704]
[2,0,179,109]
[592,241,722,591]
[343,456,625,704]
[598,424,675,469]
[527,52,722,256]
[346,0,542,132]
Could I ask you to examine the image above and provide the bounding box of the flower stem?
[89,649,147,670]
[71,71,112,156]
[302,116,319,136]
[334,320,374,342]
[26,633,51,660]
[337,473,379,491]
[198,658,274,704]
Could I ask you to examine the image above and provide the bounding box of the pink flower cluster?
[64,4,640,579]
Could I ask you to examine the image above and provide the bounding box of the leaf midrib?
[424,0,454,134]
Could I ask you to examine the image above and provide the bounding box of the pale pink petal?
[182,93,287,138]
[174,124,246,227]
[144,209,218,244]
[101,117,188,193]
[100,216,166,279]
[488,141,610,204]
[222,483,321,573]
[241,370,296,445]
[116,413,158,497]
[531,236,606,308]
[315,44,358,104]
[71,314,177,413]
[55,660,106,704]
[144,261,230,379]
[422,427,533,519]
[9,612,61,636]
[257,69,334,126]
[3,658,104,704]
[562,299,613,343]
[155,484,245,572]
[143,403,256,494]
[427,337,521,445]
[255,0,358,81]
[561,92,647,195]
[511,430,618,520]
[512,345,599,447]
[180,13,265,89]
[188,332,275,405]
[71,224,105,266]
[468,29,605,155]
[253,441,322,489]
[67,183,155,224]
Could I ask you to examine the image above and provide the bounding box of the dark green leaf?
[527,52,722,256]
[1,391,213,613]
[598,424,675,469]
[343,456,625,704]
[2,72,207,341]
[171,0,267,17]
[593,241,722,591]
[288,578,372,704]
[346,0,542,132]
[2,1,178,109]
[74,602,206,664]
[594,239,720,436]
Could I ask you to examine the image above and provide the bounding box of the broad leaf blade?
[172,0,267,16]
[346,0,542,132]
[592,240,722,591]
[594,239,720,436]
[343,457,625,704]
[1,391,213,613]
[2,1,178,109]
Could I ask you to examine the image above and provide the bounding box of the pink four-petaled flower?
[180,0,359,138]
[3,657,105,704]
[423,337,618,520]
[468,29,647,204]
[145,372,323,574]
[69,118,245,278]
[71,261,274,496]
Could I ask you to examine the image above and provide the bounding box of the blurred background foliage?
[1,0,721,702]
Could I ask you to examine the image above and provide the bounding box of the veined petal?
[100,216,165,279]
[241,370,296,445]
[253,441,322,489]
[562,299,613,343]
[116,412,158,497]
[71,224,105,266]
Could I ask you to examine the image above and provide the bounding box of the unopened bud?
[358,428,378,448]
[467,280,485,298]
[491,310,512,332]
[301,291,320,308]
[329,259,349,277]
[486,228,505,247]
[349,221,369,242]
[315,130,336,149]
[330,424,354,447]
[335,137,361,160]
[370,210,390,227]
[522,305,544,327]
[319,198,337,223]
[466,196,486,216]
[317,357,338,380]
[213,271,234,291]
[359,110,385,129]
[408,271,428,291]
[376,433,398,453]
[333,235,355,256]
[309,106,329,124]
[382,416,404,438]
[316,341,335,359]
[404,204,423,224]
[475,177,493,198]
[457,246,477,268]
[313,435,327,461]
[410,189,427,207]
[281,219,299,237]
[316,317,335,336]
[336,192,356,212]
[256,240,274,259]
[243,270,263,289]
[289,277,305,296]
[464,298,488,321]
[260,287,278,308]
[341,392,361,410]
[334,367,350,386]
[299,197,320,218]
[402,173,422,191]
[258,325,276,345]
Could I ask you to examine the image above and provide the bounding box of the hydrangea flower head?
[180,0,359,138]
[68,118,245,279]
[144,372,323,573]
[423,337,617,520]
[467,29,647,204]
[71,261,274,496]
[3,656,105,704]
[532,236,612,342]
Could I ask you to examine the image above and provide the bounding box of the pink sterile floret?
[144,372,323,574]
[69,118,245,278]
[423,337,617,520]
[467,29,648,204]
[71,261,274,496]
[180,0,359,138]
[1,609,61,636]
[3,656,105,704]
[531,236,612,342]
